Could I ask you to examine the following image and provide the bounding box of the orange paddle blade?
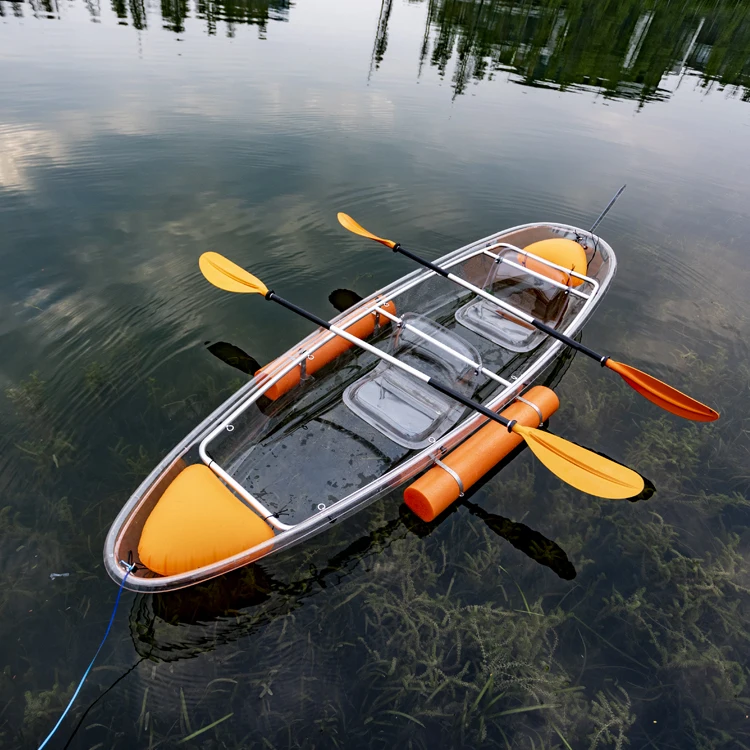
[605,360,719,422]
[512,424,644,499]
[337,213,397,249]
[199,252,269,296]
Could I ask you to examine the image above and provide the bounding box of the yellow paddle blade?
[512,424,644,499]
[199,252,269,296]
[606,360,719,422]
[337,212,397,249]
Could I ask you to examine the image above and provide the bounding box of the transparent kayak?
[104,222,616,592]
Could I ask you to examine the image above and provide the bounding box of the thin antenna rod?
[589,184,626,233]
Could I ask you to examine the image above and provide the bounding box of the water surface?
[2,1,750,748]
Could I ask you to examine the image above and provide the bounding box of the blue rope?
[38,565,134,750]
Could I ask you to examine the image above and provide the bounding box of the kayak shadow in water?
[205,341,262,375]
[129,493,583,663]
[76,498,576,748]
[80,439,654,746]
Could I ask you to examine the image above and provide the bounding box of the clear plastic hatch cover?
[343,313,483,449]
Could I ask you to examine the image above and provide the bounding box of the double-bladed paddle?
[199,251,644,500]
[337,213,718,422]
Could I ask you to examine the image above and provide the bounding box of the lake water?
[2,1,750,748]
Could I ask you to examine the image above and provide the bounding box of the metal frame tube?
[489,242,596,289]
[485,252,591,300]
[197,235,600,531]
[375,307,512,387]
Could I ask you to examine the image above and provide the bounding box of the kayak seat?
[343,313,482,450]
[456,247,569,352]
[138,464,275,576]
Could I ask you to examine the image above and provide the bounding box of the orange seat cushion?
[138,464,275,576]
[520,238,588,287]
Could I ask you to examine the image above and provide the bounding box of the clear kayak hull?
[104,222,616,592]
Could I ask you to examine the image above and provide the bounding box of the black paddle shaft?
[531,319,607,364]
[391,244,608,366]
[265,290,517,432]
[266,291,332,330]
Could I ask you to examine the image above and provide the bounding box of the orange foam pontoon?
[404,386,559,522]
[256,301,397,400]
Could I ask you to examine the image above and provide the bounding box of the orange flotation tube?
[404,386,559,522]
[255,300,397,400]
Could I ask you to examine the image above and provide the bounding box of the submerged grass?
[0,350,246,749]
[1,322,749,749]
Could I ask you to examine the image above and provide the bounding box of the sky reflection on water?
[1,1,750,749]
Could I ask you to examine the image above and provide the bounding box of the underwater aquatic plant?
[23,680,76,735]
[3,309,750,750]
